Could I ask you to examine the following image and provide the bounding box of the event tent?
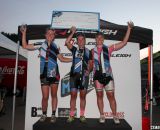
[17,19,154,126]
[18,19,153,49]
[0,33,28,90]
[0,33,27,59]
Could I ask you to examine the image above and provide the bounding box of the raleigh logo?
[101,29,118,36]
[111,54,131,58]
[0,66,25,75]
[67,29,118,36]
[61,52,132,58]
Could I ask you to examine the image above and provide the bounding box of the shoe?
[113,116,120,124]
[99,115,105,123]
[80,116,87,123]
[67,116,75,123]
[39,114,47,122]
[50,115,56,123]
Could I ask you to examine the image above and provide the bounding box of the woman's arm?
[113,21,134,51]
[65,26,76,50]
[57,54,72,62]
[88,60,93,73]
[20,26,35,50]
[88,50,94,72]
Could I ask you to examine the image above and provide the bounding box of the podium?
[33,117,132,130]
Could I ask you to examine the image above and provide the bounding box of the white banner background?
[25,39,142,130]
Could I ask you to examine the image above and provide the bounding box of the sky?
[0,0,160,59]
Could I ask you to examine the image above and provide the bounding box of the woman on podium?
[20,26,72,123]
[92,21,134,124]
[65,26,92,123]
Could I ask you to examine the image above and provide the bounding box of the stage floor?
[33,117,132,130]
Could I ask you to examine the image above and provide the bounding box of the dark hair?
[95,32,104,38]
[76,32,86,39]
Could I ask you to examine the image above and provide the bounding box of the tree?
[1,32,18,43]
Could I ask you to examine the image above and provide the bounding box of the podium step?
[33,117,132,130]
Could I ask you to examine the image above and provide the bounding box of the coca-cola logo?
[0,66,25,75]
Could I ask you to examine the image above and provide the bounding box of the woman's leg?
[105,80,120,124]
[95,80,104,115]
[41,85,49,114]
[70,90,78,116]
[50,84,58,115]
[106,91,117,116]
[39,85,49,122]
[79,89,87,117]
[50,83,58,123]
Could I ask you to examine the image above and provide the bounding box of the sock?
[70,110,75,117]
[80,109,85,116]
[52,111,56,116]
[43,111,47,115]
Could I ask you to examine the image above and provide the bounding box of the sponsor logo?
[0,66,25,75]
[61,72,94,97]
[61,73,70,97]
[31,107,78,117]
[58,108,77,117]
[104,112,125,119]
[31,107,42,117]
[151,125,160,130]
[67,29,118,36]
[86,42,96,45]
[111,54,131,58]
[62,52,132,58]
[101,29,118,35]
[61,53,72,57]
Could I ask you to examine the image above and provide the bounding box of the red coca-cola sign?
[0,58,27,90]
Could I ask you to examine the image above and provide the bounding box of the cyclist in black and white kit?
[65,26,92,123]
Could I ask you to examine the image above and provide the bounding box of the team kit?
[20,21,134,125]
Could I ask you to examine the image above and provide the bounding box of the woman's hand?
[70,26,76,34]
[127,21,134,29]
[20,24,27,34]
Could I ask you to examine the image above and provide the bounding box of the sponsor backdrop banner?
[25,39,142,130]
[0,58,27,90]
